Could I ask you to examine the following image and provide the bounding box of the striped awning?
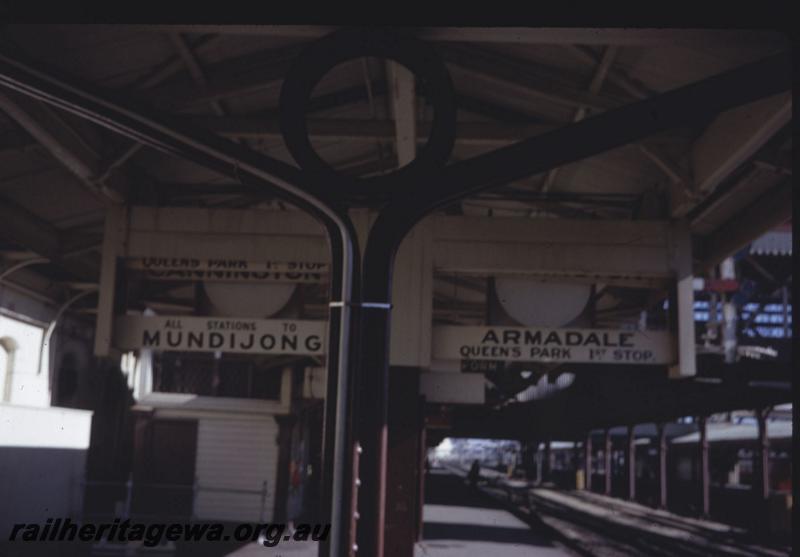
[750,229,792,256]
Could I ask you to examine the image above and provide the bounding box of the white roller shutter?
[193,417,279,522]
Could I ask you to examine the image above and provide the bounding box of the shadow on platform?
[418,469,571,557]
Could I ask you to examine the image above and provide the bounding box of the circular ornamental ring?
[279,27,457,198]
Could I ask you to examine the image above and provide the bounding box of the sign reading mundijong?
[433,325,674,365]
[113,315,326,355]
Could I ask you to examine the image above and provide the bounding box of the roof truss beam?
[0,90,125,203]
[135,26,786,48]
[386,61,417,167]
[0,196,99,281]
[675,92,792,217]
[0,195,60,258]
[441,44,625,113]
[541,45,618,193]
[146,42,304,109]
[187,115,552,145]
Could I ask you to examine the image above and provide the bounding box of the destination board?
[125,258,328,283]
[433,326,675,365]
[114,315,327,355]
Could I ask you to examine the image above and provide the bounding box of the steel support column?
[543,440,552,484]
[627,425,636,501]
[382,367,424,557]
[755,407,771,533]
[756,407,771,500]
[535,444,544,485]
[781,287,789,338]
[708,275,720,346]
[584,433,593,491]
[416,420,426,542]
[273,414,298,522]
[604,429,612,496]
[658,422,668,509]
[698,416,710,517]
[720,258,738,364]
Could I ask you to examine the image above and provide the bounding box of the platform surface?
[415,469,574,556]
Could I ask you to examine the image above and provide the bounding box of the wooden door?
[132,417,198,518]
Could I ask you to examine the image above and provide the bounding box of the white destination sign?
[113,315,327,355]
[125,258,328,283]
[433,325,675,365]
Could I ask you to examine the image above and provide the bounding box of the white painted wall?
[0,404,92,449]
[193,417,279,522]
[0,314,49,406]
[0,404,93,534]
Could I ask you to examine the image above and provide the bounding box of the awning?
[750,228,792,256]
[671,420,792,444]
